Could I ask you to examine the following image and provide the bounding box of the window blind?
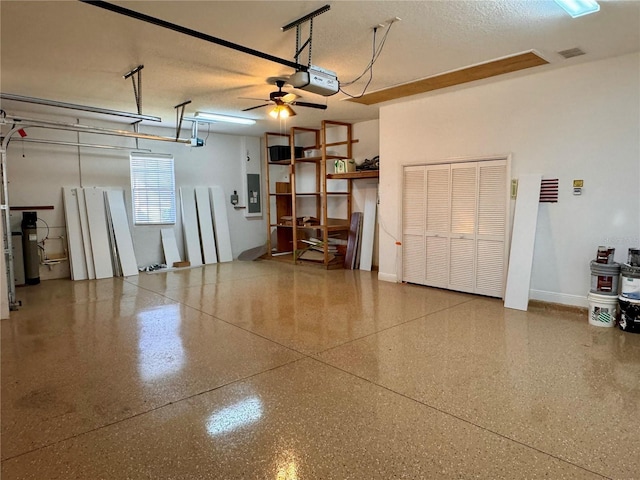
[130,153,176,225]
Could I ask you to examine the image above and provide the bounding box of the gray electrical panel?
[247,173,261,214]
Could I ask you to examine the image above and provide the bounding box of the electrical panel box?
[247,174,261,214]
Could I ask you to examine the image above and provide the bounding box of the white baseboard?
[529,289,588,308]
[378,272,398,283]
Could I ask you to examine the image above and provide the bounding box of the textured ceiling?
[1,1,639,136]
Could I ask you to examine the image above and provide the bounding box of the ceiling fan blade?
[291,101,327,110]
[242,104,270,112]
[282,93,298,103]
[239,97,270,102]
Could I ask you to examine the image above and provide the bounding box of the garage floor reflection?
[2,261,638,479]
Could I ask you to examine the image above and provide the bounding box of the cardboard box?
[334,159,356,173]
[280,216,319,226]
[172,261,191,268]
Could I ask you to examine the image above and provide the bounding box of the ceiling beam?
[348,51,549,106]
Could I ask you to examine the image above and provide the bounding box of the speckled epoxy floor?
[2,261,639,479]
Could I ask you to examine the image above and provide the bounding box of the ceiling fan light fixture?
[554,0,600,18]
[193,112,256,125]
[268,104,296,119]
[268,108,281,119]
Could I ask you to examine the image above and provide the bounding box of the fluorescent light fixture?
[554,0,600,18]
[192,112,256,125]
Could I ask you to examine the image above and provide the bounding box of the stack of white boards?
[173,186,233,267]
[62,187,138,280]
[343,186,378,271]
[63,185,235,281]
[358,187,377,271]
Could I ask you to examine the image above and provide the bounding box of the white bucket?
[587,292,619,327]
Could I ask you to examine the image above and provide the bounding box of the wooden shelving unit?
[264,121,357,268]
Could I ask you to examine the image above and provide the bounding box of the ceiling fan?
[242,80,327,119]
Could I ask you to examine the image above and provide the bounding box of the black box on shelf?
[269,145,304,162]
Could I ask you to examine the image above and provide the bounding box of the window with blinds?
[130,153,176,225]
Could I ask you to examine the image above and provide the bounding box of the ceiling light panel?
[193,112,256,125]
[554,0,600,18]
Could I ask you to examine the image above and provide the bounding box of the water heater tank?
[21,212,40,285]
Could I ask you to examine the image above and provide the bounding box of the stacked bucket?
[588,247,620,327]
[588,247,640,332]
[619,249,640,332]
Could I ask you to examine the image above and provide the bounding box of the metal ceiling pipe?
[80,0,307,72]
[2,116,191,144]
[0,93,162,123]
[13,138,152,152]
[281,4,331,32]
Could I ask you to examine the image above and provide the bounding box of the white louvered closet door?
[449,163,477,293]
[425,165,450,288]
[402,166,426,284]
[402,159,507,297]
[475,160,507,297]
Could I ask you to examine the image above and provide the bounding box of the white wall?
[5,113,265,280]
[379,53,640,306]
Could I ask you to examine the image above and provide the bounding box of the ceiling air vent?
[557,47,586,59]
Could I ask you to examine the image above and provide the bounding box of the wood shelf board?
[294,157,322,163]
[289,192,348,196]
[269,155,350,164]
[265,132,290,138]
[325,139,359,147]
[327,171,379,179]
[284,223,348,232]
[326,224,350,232]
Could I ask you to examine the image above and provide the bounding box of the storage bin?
[269,145,303,162]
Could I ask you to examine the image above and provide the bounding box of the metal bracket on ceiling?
[123,65,144,115]
[131,119,142,150]
[174,100,192,141]
[282,4,330,68]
